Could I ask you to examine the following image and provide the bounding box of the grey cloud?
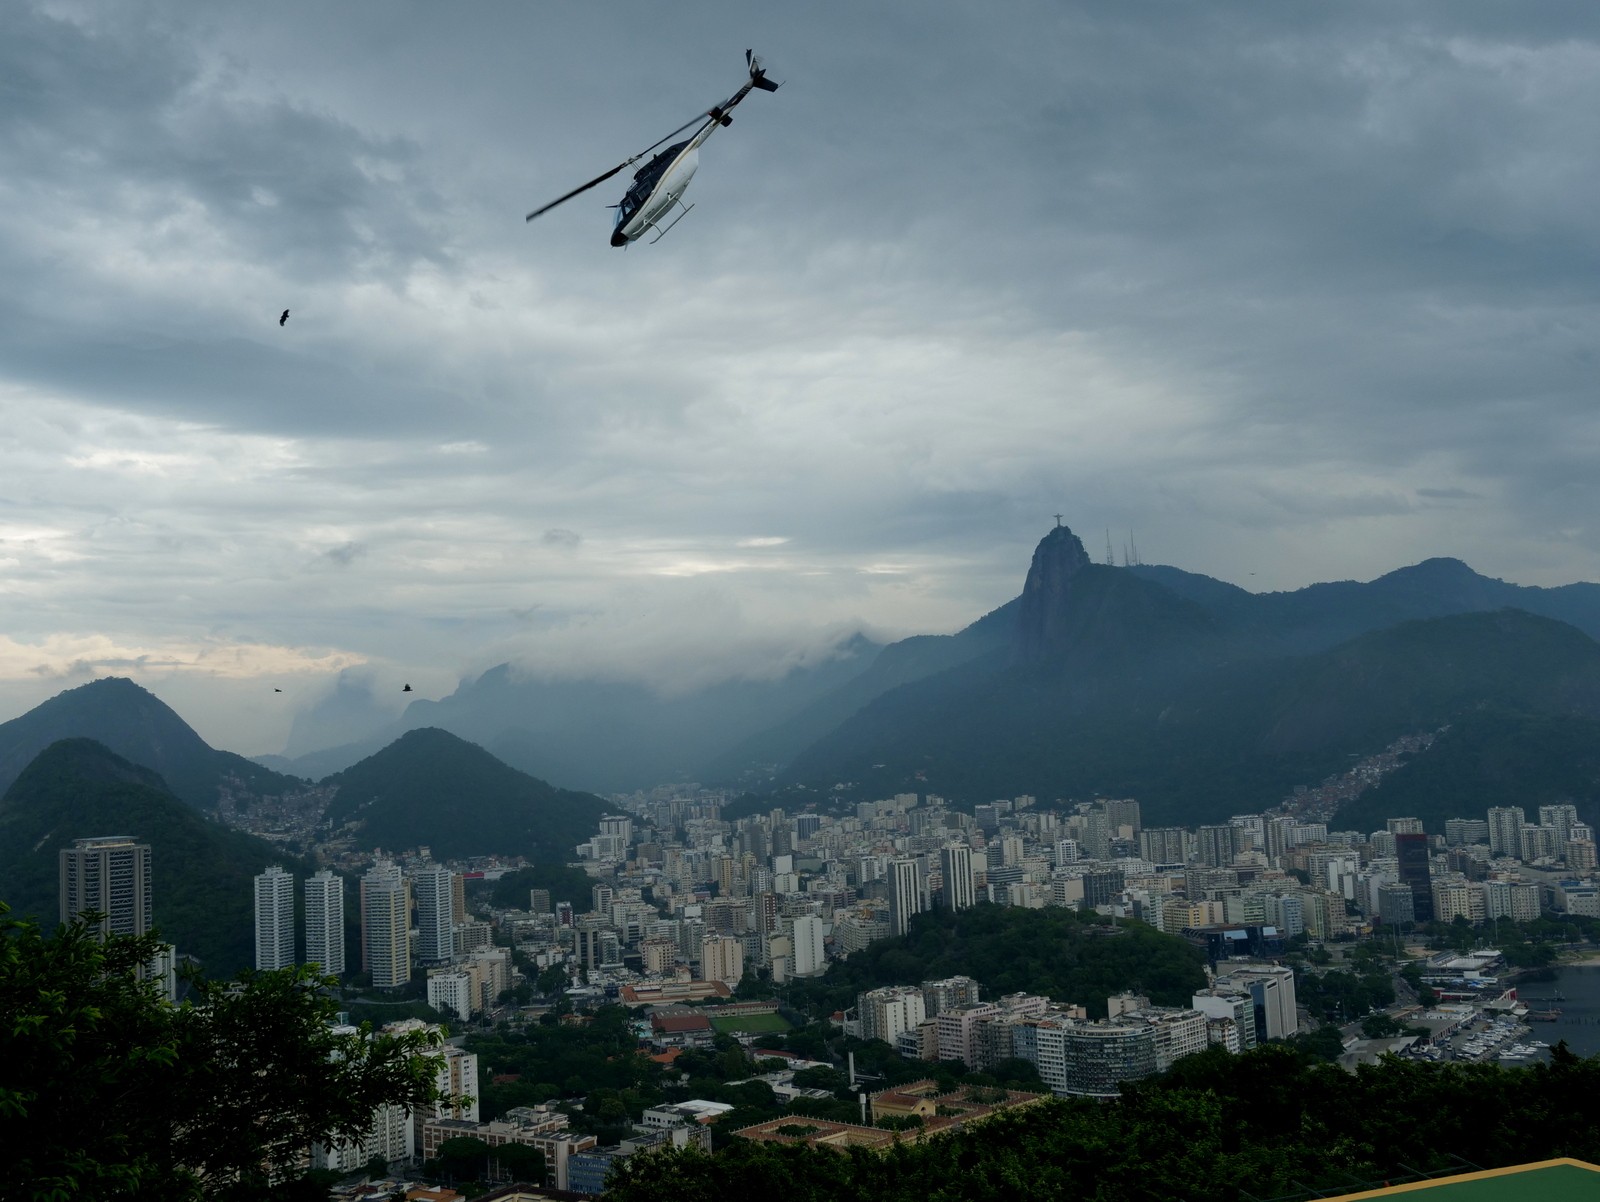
[2,0,1598,751]
[321,541,366,566]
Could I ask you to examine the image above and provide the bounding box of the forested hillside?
[786,905,1207,1021]
[0,739,317,975]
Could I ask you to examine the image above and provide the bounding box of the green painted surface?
[1347,1164,1600,1201]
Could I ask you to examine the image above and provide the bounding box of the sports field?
[709,1012,792,1035]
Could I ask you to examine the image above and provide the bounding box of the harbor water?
[1522,965,1600,1059]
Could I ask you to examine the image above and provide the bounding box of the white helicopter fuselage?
[611,142,701,245]
[526,50,777,244]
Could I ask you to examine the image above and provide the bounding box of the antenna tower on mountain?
[1104,529,1114,566]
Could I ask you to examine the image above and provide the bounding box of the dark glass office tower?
[1395,831,1434,923]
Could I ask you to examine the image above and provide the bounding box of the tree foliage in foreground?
[607,1043,1600,1202]
[0,905,444,1201]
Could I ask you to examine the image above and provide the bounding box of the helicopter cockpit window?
[616,141,689,227]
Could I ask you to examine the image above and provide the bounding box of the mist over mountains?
[5,524,1600,835]
[245,526,1600,813]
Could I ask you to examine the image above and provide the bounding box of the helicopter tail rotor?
[746,49,781,92]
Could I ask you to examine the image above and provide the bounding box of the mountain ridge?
[0,677,306,809]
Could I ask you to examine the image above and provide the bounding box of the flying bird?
[402,683,413,693]
[273,687,282,692]
[279,309,290,327]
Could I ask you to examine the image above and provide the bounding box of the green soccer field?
[709,1012,792,1034]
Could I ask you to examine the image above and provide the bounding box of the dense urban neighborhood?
[82,747,1586,1198]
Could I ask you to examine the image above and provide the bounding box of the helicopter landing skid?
[649,200,695,243]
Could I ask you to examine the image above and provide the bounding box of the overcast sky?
[2,0,1597,754]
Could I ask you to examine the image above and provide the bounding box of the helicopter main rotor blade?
[525,111,713,222]
[525,160,636,221]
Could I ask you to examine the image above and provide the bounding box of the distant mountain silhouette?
[320,727,610,861]
[781,528,1600,826]
[1128,555,1600,651]
[0,738,318,974]
[255,527,1600,801]
[0,677,306,808]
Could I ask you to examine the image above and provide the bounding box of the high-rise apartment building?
[1263,816,1297,865]
[411,863,455,967]
[304,869,346,975]
[60,835,152,939]
[1082,809,1111,861]
[921,975,981,1017]
[254,865,297,970]
[1103,798,1142,838]
[888,858,922,937]
[700,934,744,985]
[791,914,826,977]
[362,861,411,988]
[940,842,976,911]
[1140,827,1188,865]
[1540,804,1580,847]
[1444,818,1490,847]
[1196,825,1240,868]
[858,985,927,1045]
[1487,807,1526,858]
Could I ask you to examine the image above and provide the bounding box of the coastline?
[1559,953,1600,968]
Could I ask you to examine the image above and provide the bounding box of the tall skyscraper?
[305,869,346,975]
[940,843,976,911]
[362,861,410,988]
[888,859,922,937]
[254,865,297,970]
[411,863,455,967]
[60,835,152,939]
[1393,832,1434,924]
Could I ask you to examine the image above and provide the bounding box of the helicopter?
[525,50,780,246]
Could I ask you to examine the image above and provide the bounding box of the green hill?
[0,677,306,809]
[322,727,610,861]
[0,739,319,975]
[1335,708,1600,833]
